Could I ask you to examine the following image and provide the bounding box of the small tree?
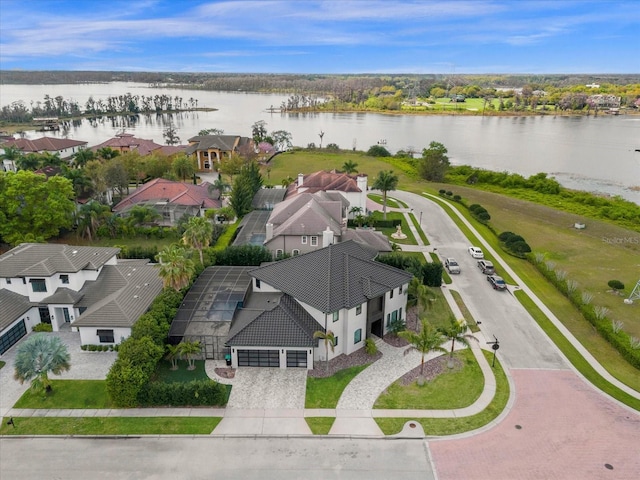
[398,319,446,378]
[372,170,399,220]
[438,317,478,368]
[172,155,196,182]
[163,122,180,145]
[342,160,358,174]
[178,340,202,370]
[14,334,71,394]
[182,216,214,265]
[313,329,336,374]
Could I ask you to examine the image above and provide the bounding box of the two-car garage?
[235,349,310,368]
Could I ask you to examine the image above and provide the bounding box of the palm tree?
[372,170,399,220]
[209,176,230,196]
[313,329,336,373]
[179,340,202,370]
[342,160,358,174]
[182,216,214,264]
[156,245,196,291]
[171,155,195,182]
[62,167,93,203]
[127,204,161,227]
[165,343,181,371]
[77,201,112,240]
[438,317,478,368]
[0,145,23,170]
[13,333,71,394]
[96,147,119,160]
[72,149,95,168]
[281,176,295,188]
[398,319,446,378]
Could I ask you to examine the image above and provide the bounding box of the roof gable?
[249,241,412,312]
[113,178,220,211]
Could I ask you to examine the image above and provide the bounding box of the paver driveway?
[430,369,640,480]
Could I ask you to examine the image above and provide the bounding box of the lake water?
[1,82,639,204]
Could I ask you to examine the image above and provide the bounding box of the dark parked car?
[477,259,495,274]
[487,274,507,290]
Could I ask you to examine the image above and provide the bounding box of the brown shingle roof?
[286,171,363,197]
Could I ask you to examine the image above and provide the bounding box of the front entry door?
[63,308,71,323]
[38,306,52,324]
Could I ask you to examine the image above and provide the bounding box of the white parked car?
[444,258,461,274]
[468,246,484,259]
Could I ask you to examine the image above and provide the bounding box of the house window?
[275,249,284,259]
[354,328,362,344]
[391,310,398,322]
[301,236,308,245]
[5,278,11,285]
[334,336,339,346]
[386,313,390,327]
[255,279,261,289]
[292,249,300,256]
[390,289,394,299]
[60,275,69,284]
[356,305,362,315]
[332,311,339,322]
[310,236,318,246]
[399,307,402,320]
[97,329,115,343]
[30,279,47,293]
[399,285,403,294]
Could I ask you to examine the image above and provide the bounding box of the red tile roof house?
[91,132,186,156]
[1,136,88,171]
[113,178,221,226]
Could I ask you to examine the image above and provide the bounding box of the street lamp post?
[487,335,500,368]
[419,211,423,225]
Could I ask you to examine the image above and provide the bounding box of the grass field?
[305,417,335,435]
[306,364,370,408]
[14,380,112,409]
[375,349,509,435]
[374,349,482,409]
[0,417,221,436]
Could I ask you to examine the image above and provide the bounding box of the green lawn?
[375,350,509,435]
[369,211,418,245]
[449,289,481,333]
[14,380,112,409]
[368,193,400,209]
[0,361,5,370]
[305,417,336,435]
[306,364,370,408]
[153,360,210,382]
[419,286,455,330]
[0,417,221,436]
[374,349,482,409]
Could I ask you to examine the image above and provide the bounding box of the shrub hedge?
[137,380,227,407]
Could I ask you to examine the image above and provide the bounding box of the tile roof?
[41,287,84,305]
[0,289,35,331]
[113,178,220,212]
[269,195,344,238]
[286,170,363,197]
[343,228,392,252]
[91,133,167,156]
[0,243,119,278]
[72,260,163,328]
[185,134,252,155]
[249,241,413,313]
[1,136,87,154]
[226,293,323,347]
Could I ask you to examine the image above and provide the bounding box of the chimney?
[322,226,335,247]
[297,173,304,187]
[265,223,274,241]
[356,174,368,192]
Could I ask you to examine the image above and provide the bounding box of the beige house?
[185,134,254,171]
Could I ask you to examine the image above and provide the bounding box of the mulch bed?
[395,355,462,386]
[214,367,236,379]
[308,348,382,378]
[382,305,419,348]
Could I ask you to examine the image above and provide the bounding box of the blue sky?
[1,0,638,73]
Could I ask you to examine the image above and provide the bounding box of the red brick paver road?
[430,369,640,480]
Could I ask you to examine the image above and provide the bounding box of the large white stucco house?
[169,241,412,369]
[0,243,162,354]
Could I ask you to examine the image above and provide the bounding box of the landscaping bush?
[366,145,391,157]
[387,317,406,335]
[137,380,228,407]
[421,262,444,287]
[608,280,625,291]
[364,338,378,355]
[212,244,274,266]
[32,323,53,332]
[118,245,159,261]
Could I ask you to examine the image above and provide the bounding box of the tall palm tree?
[127,204,161,227]
[156,245,196,291]
[72,149,95,168]
[182,216,214,265]
[438,317,478,368]
[165,343,181,371]
[372,170,399,220]
[342,160,358,174]
[209,176,230,196]
[13,333,71,394]
[178,340,202,370]
[398,319,446,377]
[0,145,23,170]
[313,329,336,373]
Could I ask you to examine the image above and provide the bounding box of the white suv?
[468,246,484,259]
[445,258,461,274]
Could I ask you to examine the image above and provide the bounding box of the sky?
[0,0,638,74]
